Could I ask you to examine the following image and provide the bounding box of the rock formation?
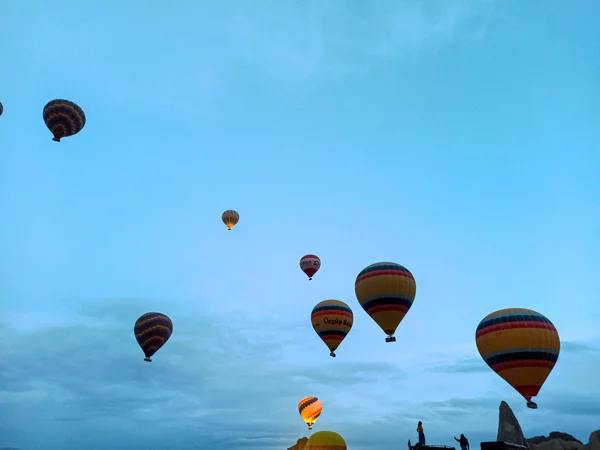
[288,437,308,450]
[496,401,599,450]
[528,433,583,445]
[497,400,527,446]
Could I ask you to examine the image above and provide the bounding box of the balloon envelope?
[300,254,321,280]
[42,99,86,142]
[355,262,416,341]
[306,431,346,450]
[134,312,173,362]
[475,308,560,406]
[311,300,353,357]
[298,396,322,429]
[222,210,239,230]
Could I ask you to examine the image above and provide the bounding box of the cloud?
[429,357,490,374]
[213,0,501,82]
[0,299,408,450]
[561,341,600,354]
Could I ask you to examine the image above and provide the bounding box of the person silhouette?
[417,421,426,446]
[454,434,469,450]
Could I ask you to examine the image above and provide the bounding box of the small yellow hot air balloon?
[306,431,346,450]
[222,210,239,230]
[355,262,416,342]
[298,396,322,430]
[311,300,353,357]
[476,308,560,409]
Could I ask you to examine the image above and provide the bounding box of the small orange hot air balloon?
[475,308,560,409]
[298,396,322,430]
[311,300,353,357]
[222,210,239,230]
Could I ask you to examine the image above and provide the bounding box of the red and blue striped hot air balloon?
[475,308,560,409]
[355,262,416,342]
[311,300,353,357]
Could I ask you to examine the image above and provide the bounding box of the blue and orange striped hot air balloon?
[311,300,353,357]
[134,312,173,362]
[475,308,560,409]
[298,396,323,430]
[355,262,416,342]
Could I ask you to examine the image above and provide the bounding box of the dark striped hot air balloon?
[0,101,3,117]
[222,209,239,230]
[298,396,323,430]
[355,262,416,342]
[134,312,173,362]
[475,308,561,409]
[42,99,86,142]
[306,431,346,450]
[311,300,353,357]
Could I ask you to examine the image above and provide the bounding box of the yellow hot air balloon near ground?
[475,308,560,409]
[298,396,322,430]
[306,431,346,450]
[222,210,239,230]
[355,262,416,342]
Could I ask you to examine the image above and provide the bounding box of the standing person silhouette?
[454,434,469,450]
[417,421,426,446]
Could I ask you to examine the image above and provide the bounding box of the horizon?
[1,1,599,449]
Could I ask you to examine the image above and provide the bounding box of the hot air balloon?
[306,431,346,450]
[300,254,321,280]
[475,308,560,409]
[222,210,239,230]
[0,101,3,117]
[134,312,173,362]
[298,396,322,430]
[355,262,416,342]
[42,99,86,142]
[311,300,353,357]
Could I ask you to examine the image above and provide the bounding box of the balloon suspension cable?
[330,351,336,357]
[144,357,152,362]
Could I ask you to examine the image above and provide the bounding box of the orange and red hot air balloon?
[298,396,322,430]
[134,312,173,362]
[475,308,560,409]
[300,254,321,280]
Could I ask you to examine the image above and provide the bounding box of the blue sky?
[1,0,599,449]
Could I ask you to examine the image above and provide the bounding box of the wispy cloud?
[214,0,502,81]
